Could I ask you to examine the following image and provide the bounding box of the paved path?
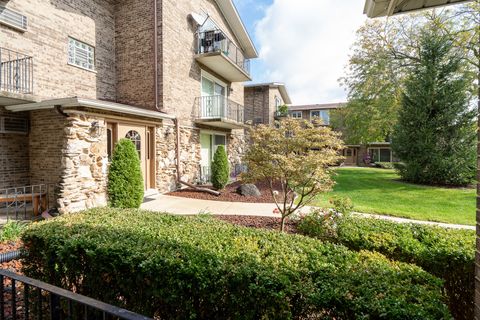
[141,195,475,230]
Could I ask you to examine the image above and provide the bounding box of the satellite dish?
[190,13,208,26]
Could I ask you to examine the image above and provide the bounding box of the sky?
[233,0,368,105]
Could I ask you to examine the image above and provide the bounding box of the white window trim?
[67,37,96,73]
[201,70,228,90]
[291,111,302,119]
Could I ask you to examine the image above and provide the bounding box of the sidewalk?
[141,195,475,230]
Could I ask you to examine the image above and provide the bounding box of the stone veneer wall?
[156,124,201,193]
[57,113,108,213]
[0,107,30,189]
[228,129,248,175]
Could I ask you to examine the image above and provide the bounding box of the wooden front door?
[344,148,357,165]
[115,123,155,190]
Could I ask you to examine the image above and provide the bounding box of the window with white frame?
[291,111,302,119]
[68,37,95,71]
[310,110,330,125]
[275,96,282,110]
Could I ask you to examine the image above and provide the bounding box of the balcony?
[195,95,245,129]
[0,48,34,106]
[195,30,251,82]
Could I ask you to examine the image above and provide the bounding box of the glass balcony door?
[201,76,226,118]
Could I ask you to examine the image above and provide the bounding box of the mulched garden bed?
[0,240,22,273]
[168,180,282,203]
[215,215,299,234]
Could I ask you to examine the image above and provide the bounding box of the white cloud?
[254,0,367,105]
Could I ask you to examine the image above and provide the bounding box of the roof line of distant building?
[245,82,292,104]
[289,102,346,111]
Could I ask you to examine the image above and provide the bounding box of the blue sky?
[232,0,367,105]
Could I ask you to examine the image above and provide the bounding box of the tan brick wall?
[161,0,245,125]
[115,0,157,109]
[244,86,269,125]
[0,0,117,101]
[0,107,29,188]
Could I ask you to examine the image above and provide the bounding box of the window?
[125,130,141,159]
[369,148,392,162]
[310,110,330,125]
[291,111,302,119]
[0,5,27,31]
[275,96,282,110]
[0,116,28,134]
[68,37,95,71]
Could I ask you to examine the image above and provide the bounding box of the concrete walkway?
[141,195,475,230]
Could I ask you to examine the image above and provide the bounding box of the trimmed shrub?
[107,138,144,208]
[211,145,229,190]
[329,196,354,215]
[375,162,395,170]
[299,215,474,320]
[21,209,451,319]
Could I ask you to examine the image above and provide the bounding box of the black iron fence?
[195,96,244,123]
[196,29,250,75]
[0,269,151,320]
[0,184,55,220]
[0,48,33,94]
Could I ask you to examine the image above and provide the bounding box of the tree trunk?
[280,215,286,232]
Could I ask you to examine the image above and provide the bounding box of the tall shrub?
[107,138,144,208]
[391,29,476,186]
[211,145,229,190]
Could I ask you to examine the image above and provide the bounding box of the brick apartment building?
[0,0,257,213]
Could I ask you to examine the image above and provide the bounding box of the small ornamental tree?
[108,138,144,208]
[242,118,345,231]
[211,145,229,190]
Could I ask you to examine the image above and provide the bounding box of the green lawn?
[313,167,476,225]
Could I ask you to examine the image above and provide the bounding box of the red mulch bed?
[0,241,22,273]
[168,180,283,203]
[215,215,299,234]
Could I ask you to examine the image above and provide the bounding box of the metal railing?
[0,184,55,220]
[196,29,250,75]
[199,166,211,184]
[196,96,244,123]
[0,48,33,94]
[0,269,151,320]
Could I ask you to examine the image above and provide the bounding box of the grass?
[313,167,476,225]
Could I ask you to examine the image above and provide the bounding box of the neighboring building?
[288,103,397,166]
[0,0,257,213]
[244,83,292,125]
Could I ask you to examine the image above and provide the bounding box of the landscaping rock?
[236,184,261,197]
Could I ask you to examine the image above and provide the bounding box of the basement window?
[68,37,95,71]
[0,116,28,134]
[0,5,28,31]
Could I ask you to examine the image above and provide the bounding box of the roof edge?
[215,0,258,58]
[5,97,176,120]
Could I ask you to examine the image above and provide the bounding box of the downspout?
[153,0,160,111]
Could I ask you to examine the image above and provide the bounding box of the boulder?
[236,184,261,197]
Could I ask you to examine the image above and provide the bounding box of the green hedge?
[21,209,451,319]
[300,216,474,320]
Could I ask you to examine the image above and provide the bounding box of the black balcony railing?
[196,30,250,75]
[196,95,244,123]
[0,269,151,320]
[0,48,33,94]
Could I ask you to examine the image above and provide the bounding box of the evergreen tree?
[108,138,144,208]
[211,145,229,190]
[392,29,476,186]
